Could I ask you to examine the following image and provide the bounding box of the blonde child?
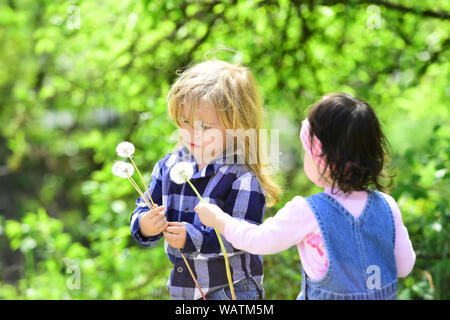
[195,93,416,300]
[130,60,280,300]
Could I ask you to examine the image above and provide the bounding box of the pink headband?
[300,118,327,169]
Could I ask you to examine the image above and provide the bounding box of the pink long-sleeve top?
[224,188,416,280]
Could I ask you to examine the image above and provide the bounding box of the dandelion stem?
[129,156,155,207]
[128,177,153,210]
[179,250,206,300]
[212,228,236,300]
[128,167,204,299]
[185,179,236,300]
[186,180,205,202]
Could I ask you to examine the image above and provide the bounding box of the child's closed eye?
[182,118,212,130]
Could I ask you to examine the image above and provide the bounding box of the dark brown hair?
[307,93,395,194]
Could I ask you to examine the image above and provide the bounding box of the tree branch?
[318,0,450,20]
[364,0,450,20]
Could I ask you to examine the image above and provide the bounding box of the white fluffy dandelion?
[112,146,205,299]
[115,140,155,208]
[112,161,125,177]
[112,161,135,178]
[116,141,135,158]
[170,162,194,185]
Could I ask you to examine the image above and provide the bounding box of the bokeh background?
[0,0,449,300]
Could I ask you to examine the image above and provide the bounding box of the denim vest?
[298,190,397,300]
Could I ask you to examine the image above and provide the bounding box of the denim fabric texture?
[204,277,261,300]
[298,190,397,300]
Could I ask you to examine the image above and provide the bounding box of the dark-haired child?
[195,93,416,300]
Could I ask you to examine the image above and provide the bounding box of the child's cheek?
[304,153,324,187]
[202,134,215,146]
[179,127,193,144]
[202,128,226,154]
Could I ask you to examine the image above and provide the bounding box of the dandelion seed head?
[112,161,124,176]
[112,161,135,178]
[116,141,135,158]
[170,162,194,184]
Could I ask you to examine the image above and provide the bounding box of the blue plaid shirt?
[130,146,267,300]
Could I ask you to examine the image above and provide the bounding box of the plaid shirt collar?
[177,145,240,179]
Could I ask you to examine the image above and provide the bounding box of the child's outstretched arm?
[194,202,231,234]
[181,172,266,256]
[195,195,314,255]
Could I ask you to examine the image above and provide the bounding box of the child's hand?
[139,204,168,237]
[163,222,186,249]
[194,203,226,228]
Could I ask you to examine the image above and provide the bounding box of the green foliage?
[0,0,449,299]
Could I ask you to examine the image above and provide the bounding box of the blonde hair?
[167,60,281,207]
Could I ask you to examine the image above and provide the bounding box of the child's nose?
[193,127,202,142]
